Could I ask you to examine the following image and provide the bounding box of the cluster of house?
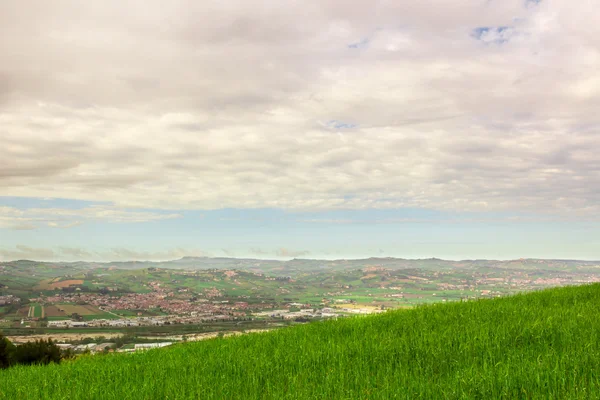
[0,295,20,306]
[254,307,339,320]
[56,343,111,353]
[47,317,161,328]
[41,291,251,316]
[45,313,241,328]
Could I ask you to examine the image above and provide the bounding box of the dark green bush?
[0,335,63,369]
[0,335,16,369]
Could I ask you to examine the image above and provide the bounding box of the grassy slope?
[2,284,600,399]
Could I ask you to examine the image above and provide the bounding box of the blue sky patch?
[0,196,109,210]
[348,37,369,49]
[1,196,599,261]
[325,120,358,129]
[471,26,513,44]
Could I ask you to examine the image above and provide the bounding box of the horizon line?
[2,256,600,264]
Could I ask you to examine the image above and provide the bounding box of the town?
[3,257,600,351]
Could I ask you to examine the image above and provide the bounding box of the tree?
[13,339,62,366]
[62,347,75,360]
[0,335,15,369]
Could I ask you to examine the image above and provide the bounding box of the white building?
[134,342,173,350]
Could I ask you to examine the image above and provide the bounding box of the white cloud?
[0,205,181,230]
[275,248,310,258]
[101,247,207,262]
[0,245,206,262]
[0,245,56,261]
[1,0,599,215]
[250,247,310,258]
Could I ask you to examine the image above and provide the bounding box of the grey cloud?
[0,1,599,215]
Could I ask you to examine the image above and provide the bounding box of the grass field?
[2,284,600,399]
[25,304,44,318]
[81,313,120,321]
[46,316,71,321]
[32,304,43,318]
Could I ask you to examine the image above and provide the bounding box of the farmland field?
[16,307,29,317]
[45,304,118,321]
[44,305,66,318]
[57,305,102,316]
[2,284,600,399]
[50,280,84,289]
[31,304,43,318]
[35,280,84,290]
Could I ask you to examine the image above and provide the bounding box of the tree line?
[0,334,71,369]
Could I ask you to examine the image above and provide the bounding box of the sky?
[1,0,599,262]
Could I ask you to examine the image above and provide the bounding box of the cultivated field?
[16,307,29,317]
[56,305,102,316]
[36,280,84,290]
[2,284,600,399]
[28,304,44,318]
[43,306,66,318]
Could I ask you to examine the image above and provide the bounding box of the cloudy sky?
[1,0,599,261]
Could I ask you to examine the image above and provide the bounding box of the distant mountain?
[1,257,599,277]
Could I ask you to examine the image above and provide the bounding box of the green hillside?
[3,284,600,399]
